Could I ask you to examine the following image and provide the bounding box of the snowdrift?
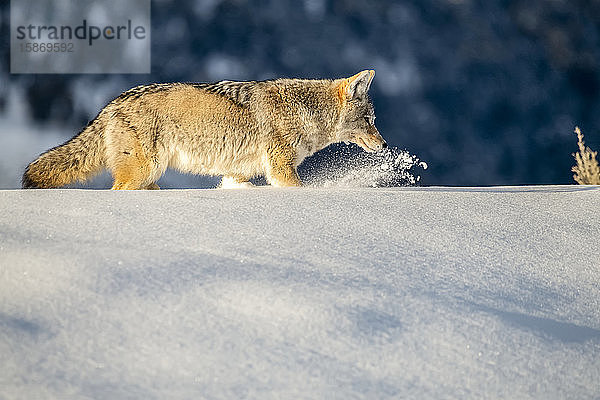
[1,186,599,399]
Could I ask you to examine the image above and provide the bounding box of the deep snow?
[1,186,599,399]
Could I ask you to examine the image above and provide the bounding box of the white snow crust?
[1,186,599,399]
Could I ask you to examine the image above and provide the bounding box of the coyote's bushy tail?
[22,118,106,188]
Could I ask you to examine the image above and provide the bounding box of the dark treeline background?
[1,0,599,185]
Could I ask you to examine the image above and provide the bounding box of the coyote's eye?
[364,116,374,125]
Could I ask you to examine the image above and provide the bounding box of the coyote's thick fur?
[23,70,386,189]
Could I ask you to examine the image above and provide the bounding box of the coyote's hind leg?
[106,120,163,190]
[109,150,160,190]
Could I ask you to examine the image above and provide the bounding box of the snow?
[1,186,599,399]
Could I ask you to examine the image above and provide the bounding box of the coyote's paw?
[220,176,254,189]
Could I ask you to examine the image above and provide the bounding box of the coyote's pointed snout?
[349,122,387,153]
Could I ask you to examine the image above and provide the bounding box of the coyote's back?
[22,70,387,189]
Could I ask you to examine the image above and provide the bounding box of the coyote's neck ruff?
[23,70,387,189]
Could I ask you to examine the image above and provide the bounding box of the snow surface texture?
[1,186,599,399]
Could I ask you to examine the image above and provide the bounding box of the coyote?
[22,70,387,189]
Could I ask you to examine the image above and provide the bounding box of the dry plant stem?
[572,127,600,185]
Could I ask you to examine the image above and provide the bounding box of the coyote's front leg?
[265,143,302,187]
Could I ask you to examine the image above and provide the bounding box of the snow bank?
[1,186,599,399]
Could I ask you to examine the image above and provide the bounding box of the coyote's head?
[335,70,387,152]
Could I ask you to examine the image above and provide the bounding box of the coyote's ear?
[341,70,375,100]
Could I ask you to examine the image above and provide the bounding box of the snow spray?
[301,145,428,188]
